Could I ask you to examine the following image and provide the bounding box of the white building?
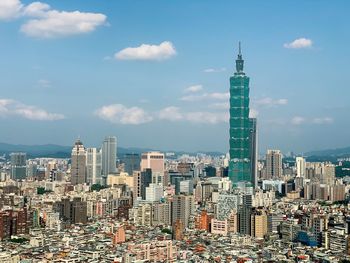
[296,157,306,177]
[145,183,163,202]
[86,148,102,185]
[102,136,117,177]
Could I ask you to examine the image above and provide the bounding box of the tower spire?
[235,42,244,74]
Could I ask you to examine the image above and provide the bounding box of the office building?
[145,183,163,202]
[141,151,164,174]
[70,139,86,185]
[86,147,102,185]
[249,118,258,187]
[238,194,252,235]
[10,152,27,180]
[266,150,283,179]
[251,209,268,238]
[122,153,140,175]
[172,194,195,229]
[102,136,117,176]
[229,43,252,185]
[296,157,306,177]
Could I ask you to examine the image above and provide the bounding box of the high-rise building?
[10,152,27,180]
[172,194,195,229]
[141,152,164,175]
[145,183,163,202]
[86,148,102,185]
[102,136,117,177]
[266,150,283,179]
[238,194,252,235]
[296,157,306,177]
[70,139,86,185]
[122,153,141,175]
[229,43,252,186]
[249,118,258,187]
[251,209,268,238]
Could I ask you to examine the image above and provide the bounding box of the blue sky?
[0,0,349,154]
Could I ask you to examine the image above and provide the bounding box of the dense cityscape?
[2,1,350,262]
[1,46,350,263]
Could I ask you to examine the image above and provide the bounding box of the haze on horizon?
[0,0,349,154]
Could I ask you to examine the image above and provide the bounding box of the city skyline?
[1,0,350,153]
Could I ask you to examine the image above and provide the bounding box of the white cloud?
[284,38,313,49]
[291,116,306,125]
[209,102,229,110]
[158,106,183,121]
[184,85,203,93]
[181,92,229,102]
[254,97,288,107]
[186,111,228,124]
[0,0,23,20]
[312,117,333,124]
[249,109,259,118]
[159,106,228,124]
[0,98,64,120]
[203,67,226,73]
[95,104,152,125]
[115,41,176,61]
[21,8,107,38]
[37,79,51,88]
[23,2,50,17]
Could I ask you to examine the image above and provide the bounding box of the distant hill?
[306,146,350,158]
[0,143,224,159]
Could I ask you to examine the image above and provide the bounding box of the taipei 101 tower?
[228,43,256,187]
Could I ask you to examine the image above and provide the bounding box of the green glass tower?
[229,43,252,186]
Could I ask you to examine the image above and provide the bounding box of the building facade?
[229,43,252,186]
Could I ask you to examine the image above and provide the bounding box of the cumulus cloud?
[181,92,229,102]
[96,103,229,125]
[312,117,333,124]
[0,0,23,20]
[158,106,228,124]
[0,0,106,38]
[254,97,288,107]
[291,116,306,125]
[21,9,107,38]
[0,98,65,120]
[184,85,203,93]
[284,38,313,49]
[95,104,152,125]
[158,106,183,121]
[23,1,50,17]
[203,67,226,73]
[186,111,228,124]
[115,41,176,61]
[209,102,229,110]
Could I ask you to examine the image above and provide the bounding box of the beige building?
[141,152,165,174]
[266,150,282,179]
[211,219,228,236]
[107,172,133,189]
[251,209,268,238]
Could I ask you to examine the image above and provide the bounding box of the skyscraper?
[102,136,117,177]
[140,151,165,174]
[296,157,306,177]
[86,148,102,185]
[249,118,258,187]
[71,139,86,185]
[10,152,27,180]
[122,153,141,175]
[229,43,252,185]
[172,194,195,229]
[266,150,283,179]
